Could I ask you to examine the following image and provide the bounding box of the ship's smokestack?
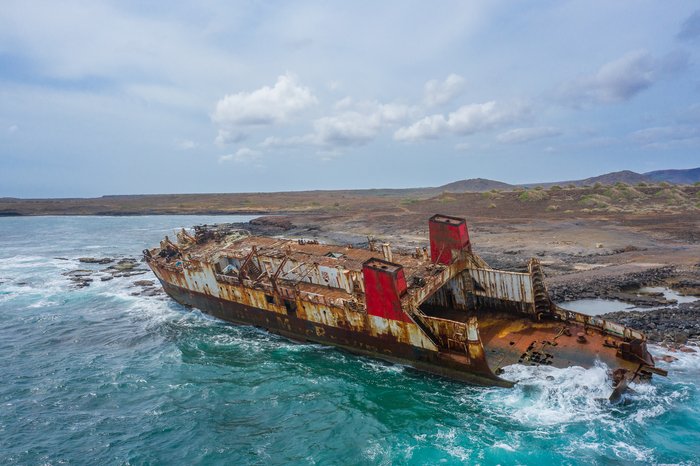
[362,258,410,322]
[428,214,471,265]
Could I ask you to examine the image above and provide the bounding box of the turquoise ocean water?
[1,216,698,465]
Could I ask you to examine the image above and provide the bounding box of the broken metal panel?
[468,268,534,303]
[418,314,491,373]
[368,315,439,350]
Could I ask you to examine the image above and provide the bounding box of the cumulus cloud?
[260,101,413,149]
[677,10,700,41]
[259,135,317,149]
[497,127,561,144]
[215,129,247,147]
[424,74,466,106]
[312,102,412,146]
[394,101,528,141]
[218,147,262,164]
[558,50,688,105]
[212,74,317,127]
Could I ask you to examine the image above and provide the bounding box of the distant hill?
[436,178,514,193]
[644,167,700,184]
[574,170,653,186]
[428,168,699,194]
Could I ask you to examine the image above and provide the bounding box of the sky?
[1,1,699,198]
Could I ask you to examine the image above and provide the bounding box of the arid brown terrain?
[4,181,700,344]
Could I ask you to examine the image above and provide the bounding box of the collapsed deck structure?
[145,214,665,393]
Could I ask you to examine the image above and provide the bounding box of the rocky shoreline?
[60,256,161,296]
[547,266,677,306]
[548,266,700,344]
[602,301,700,345]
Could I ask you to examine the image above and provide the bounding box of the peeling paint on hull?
[159,279,513,387]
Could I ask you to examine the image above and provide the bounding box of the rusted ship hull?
[146,214,665,394]
[159,279,512,386]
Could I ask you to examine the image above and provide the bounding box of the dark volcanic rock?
[548,266,676,303]
[113,271,147,278]
[107,259,139,272]
[78,257,114,264]
[249,216,294,231]
[69,276,93,287]
[602,301,700,344]
[133,280,155,287]
[63,269,93,277]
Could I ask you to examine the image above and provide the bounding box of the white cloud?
[258,101,413,150]
[395,115,447,141]
[313,113,379,146]
[260,135,316,149]
[313,102,412,147]
[218,147,262,164]
[424,74,466,106]
[497,127,561,144]
[0,1,242,87]
[334,96,354,110]
[212,73,317,127]
[395,101,528,141]
[559,50,688,105]
[631,125,700,149]
[215,129,247,147]
[677,10,700,41]
[7,124,19,133]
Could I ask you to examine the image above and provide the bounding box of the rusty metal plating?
[145,215,665,396]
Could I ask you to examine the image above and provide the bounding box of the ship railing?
[549,305,644,340]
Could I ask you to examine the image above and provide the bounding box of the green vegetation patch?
[518,190,549,202]
[579,194,610,208]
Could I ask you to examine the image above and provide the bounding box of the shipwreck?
[145,214,666,396]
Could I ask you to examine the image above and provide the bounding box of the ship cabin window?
[265,294,275,305]
[284,299,297,315]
